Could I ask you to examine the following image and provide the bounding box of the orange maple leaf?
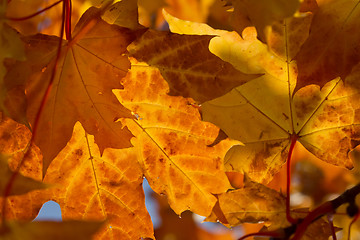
[116,60,235,217]
[4,7,144,175]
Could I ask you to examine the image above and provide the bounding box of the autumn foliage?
[1,0,360,239]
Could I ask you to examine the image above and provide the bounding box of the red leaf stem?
[286,134,298,224]
[1,0,66,224]
[64,0,72,40]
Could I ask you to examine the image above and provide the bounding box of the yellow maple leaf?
[203,58,359,184]
[165,7,360,184]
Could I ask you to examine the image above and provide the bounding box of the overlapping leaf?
[0,112,153,239]
[43,122,154,240]
[115,60,235,216]
[164,8,360,184]
[295,0,360,91]
[128,29,260,103]
[4,6,141,175]
[203,56,359,184]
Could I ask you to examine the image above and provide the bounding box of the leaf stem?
[292,183,360,240]
[64,0,72,40]
[286,134,298,224]
[5,0,62,21]
[1,0,66,224]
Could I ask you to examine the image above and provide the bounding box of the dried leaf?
[128,29,259,103]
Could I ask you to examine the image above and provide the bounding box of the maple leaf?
[165,12,360,184]
[191,14,357,183]
[165,11,340,184]
[4,6,143,175]
[1,220,104,240]
[295,0,360,91]
[128,29,260,103]
[115,60,235,216]
[203,63,360,184]
[229,0,300,42]
[43,122,154,240]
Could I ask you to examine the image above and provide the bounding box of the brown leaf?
[4,7,141,175]
[128,29,260,103]
[295,0,360,91]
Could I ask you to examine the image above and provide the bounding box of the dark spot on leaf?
[74,149,83,156]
